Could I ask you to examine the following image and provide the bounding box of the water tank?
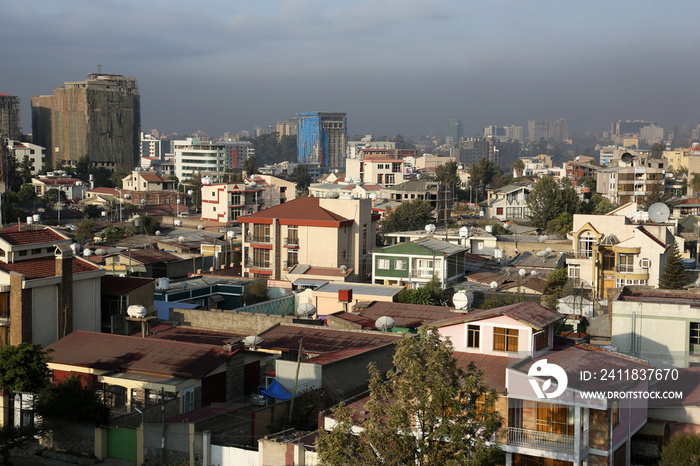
[26,216,33,224]
[127,305,147,318]
[494,249,504,259]
[32,214,40,223]
[158,277,170,290]
[174,219,183,227]
[83,249,93,257]
[296,303,317,318]
[485,225,493,233]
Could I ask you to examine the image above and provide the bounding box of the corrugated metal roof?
[314,282,404,297]
[347,301,463,329]
[431,301,564,330]
[258,324,402,353]
[47,331,236,379]
[0,227,68,245]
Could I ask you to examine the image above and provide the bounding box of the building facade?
[0,92,21,140]
[173,137,227,181]
[297,112,347,169]
[31,72,140,170]
[8,140,45,175]
[446,118,463,145]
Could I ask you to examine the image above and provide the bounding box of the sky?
[3,0,700,140]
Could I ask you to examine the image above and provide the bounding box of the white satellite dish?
[197,225,204,230]
[648,202,670,223]
[452,290,474,310]
[485,225,493,233]
[375,316,396,332]
[536,250,549,257]
[546,247,552,253]
[296,303,317,318]
[490,281,498,290]
[531,270,538,276]
[459,226,469,238]
[243,335,264,348]
[178,236,185,243]
[368,193,378,200]
[95,249,106,256]
[83,248,93,257]
[539,235,548,243]
[227,230,236,239]
[70,243,82,253]
[519,268,526,277]
[425,224,436,234]
[180,282,188,289]
[155,230,161,236]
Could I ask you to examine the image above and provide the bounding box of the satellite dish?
[621,152,634,163]
[539,235,548,243]
[227,230,236,239]
[531,270,538,276]
[519,268,526,277]
[459,226,469,238]
[425,224,436,234]
[546,247,552,253]
[70,243,82,253]
[536,250,549,257]
[180,282,188,289]
[375,316,396,332]
[95,249,106,256]
[296,303,317,318]
[695,278,700,288]
[197,225,204,230]
[648,203,670,223]
[83,248,93,257]
[243,335,264,348]
[155,230,161,236]
[368,193,378,200]
[452,290,474,310]
[178,236,185,243]
[485,225,493,233]
[490,281,498,290]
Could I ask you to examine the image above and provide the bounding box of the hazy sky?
[3,0,700,139]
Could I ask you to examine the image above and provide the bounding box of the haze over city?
[3,0,700,138]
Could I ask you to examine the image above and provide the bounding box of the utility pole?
[288,338,303,426]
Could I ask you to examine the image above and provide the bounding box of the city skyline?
[3,1,700,139]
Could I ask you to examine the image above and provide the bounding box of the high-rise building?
[611,120,656,136]
[297,112,347,169]
[527,120,549,143]
[0,91,21,140]
[549,118,569,141]
[173,137,227,181]
[446,118,463,145]
[140,133,170,159]
[457,137,497,167]
[31,72,140,170]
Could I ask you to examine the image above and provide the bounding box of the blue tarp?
[261,379,293,400]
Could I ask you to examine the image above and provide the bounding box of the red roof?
[0,228,68,245]
[0,256,101,280]
[141,174,169,182]
[239,197,353,226]
[431,301,565,330]
[0,91,13,97]
[453,352,509,392]
[148,326,249,346]
[305,345,387,365]
[346,301,463,329]
[38,178,85,185]
[88,187,121,196]
[46,330,237,379]
[113,249,180,264]
[258,324,402,354]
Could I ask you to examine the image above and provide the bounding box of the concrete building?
[31,72,140,170]
[121,170,176,192]
[0,226,104,347]
[446,118,463,145]
[7,140,45,175]
[239,197,379,281]
[528,119,569,143]
[381,179,451,224]
[483,125,523,142]
[346,136,395,159]
[140,133,169,159]
[275,117,298,139]
[297,112,347,169]
[457,137,497,167]
[483,185,532,221]
[0,91,21,140]
[221,140,254,171]
[611,120,656,137]
[345,157,405,187]
[32,173,89,200]
[596,158,665,205]
[173,137,227,181]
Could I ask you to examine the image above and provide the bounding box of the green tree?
[468,158,502,203]
[16,183,37,204]
[36,376,110,427]
[89,166,115,188]
[5,153,20,192]
[585,193,617,215]
[101,225,128,243]
[140,215,160,235]
[75,217,96,243]
[74,154,91,181]
[511,159,525,177]
[561,184,581,216]
[83,205,102,219]
[317,327,503,465]
[43,188,67,206]
[547,212,573,236]
[659,240,689,290]
[435,161,460,191]
[642,181,671,211]
[185,173,203,213]
[0,343,51,394]
[243,155,258,176]
[288,165,312,192]
[660,433,700,466]
[528,175,563,230]
[650,142,665,159]
[19,155,34,184]
[379,199,433,234]
[244,280,268,305]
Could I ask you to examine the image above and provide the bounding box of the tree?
[379,199,433,234]
[5,153,20,193]
[435,161,460,191]
[650,142,665,159]
[16,183,36,204]
[642,181,671,211]
[659,240,689,290]
[83,205,102,219]
[528,175,563,230]
[140,215,160,235]
[561,184,581,216]
[74,154,91,181]
[468,158,501,203]
[244,280,268,305]
[89,166,115,188]
[243,155,258,176]
[44,188,67,206]
[19,155,34,184]
[186,172,203,213]
[288,165,312,192]
[660,433,700,465]
[75,217,96,243]
[317,327,503,465]
[511,159,525,178]
[396,275,443,305]
[0,343,51,395]
[35,376,110,427]
[546,212,573,236]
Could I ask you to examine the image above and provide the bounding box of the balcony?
[248,235,271,244]
[507,427,578,453]
[565,250,593,259]
[411,269,440,279]
[249,261,271,270]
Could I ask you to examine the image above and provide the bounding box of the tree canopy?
[380,199,433,234]
[288,165,312,192]
[641,181,671,212]
[317,327,503,465]
[435,161,460,191]
[660,433,700,465]
[527,175,564,230]
[659,240,689,290]
[0,343,51,394]
[36,376,110,427]
[468,158,502,203]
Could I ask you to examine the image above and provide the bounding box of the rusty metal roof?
[344,301,463,329]
[258,324,403,354]
[46,330,236,379]
[430,301,565,330]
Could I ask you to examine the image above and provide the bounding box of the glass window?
[467,325,480,348]
[619,254,634,273]
[612,400,620,426]
[494,327,519,352]
[602,250,615,271]
[287,249,298,268]
[252,224,270,243]
[536,403,574,435]
[578,235,595,258]
[378,259,390,270]
[691,322,700,351]
[394,260,407,270]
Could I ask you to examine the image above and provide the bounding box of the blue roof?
[154,300,200,320]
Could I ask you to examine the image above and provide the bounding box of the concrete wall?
[169,307,296,335]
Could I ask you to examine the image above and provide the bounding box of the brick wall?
[589,408,610,451]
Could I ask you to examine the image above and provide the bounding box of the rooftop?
[616,286,700,306]
[257,324,403,354]
[314,282,404,297]
[111,249,181,264]
[0,256,101,280]
[431,301,565,331]
[239,197,352,226]
[101,276,154,295]
[345,301,465,329]
[0,227,68,246]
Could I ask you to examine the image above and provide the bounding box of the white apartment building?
[173,138,227,181]
[8,140,45,175]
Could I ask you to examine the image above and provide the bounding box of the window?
[467,325,480,349]
[252,224,270,243]
[602,250,615,271]
[496,207,503,216]
[378,259,390,270]
[394,260,407,270]
[252,248,270,268]
[640,258,651,270]
[287,249,298,267]
[535,330,548,351]
[231,193,242,205]
[619,253,634,273]
[287,225,299,245]
[31,249,42,255]
[578,234,595,258]
[363,225,367,254]
[536,403,574,435]
[568,265,580,283]
[612,400,620,426]
[230,208,242,221]
[691,323,700,352]
[18,250,27,256]
[494,327,519,352]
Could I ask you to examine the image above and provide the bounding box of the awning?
[260,379,292,400]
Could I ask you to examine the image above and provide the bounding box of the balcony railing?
[507,427,575,453]
[249,262,271,270]
[249,235,271,244]
[616,265,650,274]
[565,250,593,259]
[411,269,440,279]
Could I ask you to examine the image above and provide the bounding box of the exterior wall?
[9,272,32,346]
[32,285,57,347]
[312,291,395,315]
[173,138,227,181]
[168,307,296,336]
[73,277,101,333]
[440,316,534,357]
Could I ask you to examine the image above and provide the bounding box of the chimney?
[54,245,74,338]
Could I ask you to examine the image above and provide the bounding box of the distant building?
[446,118,463,145]
[346,136,395,159]
[140,133,169,159]
[528,118,569,143]
[173,137,227,181]
[32,173,88,200]
[611,120,656,137]
[276,118,298,139]
[297,112,347,169]
[0,91,21,140]
[31,72,140,170]
[483,125,523,142]
[221,140,255,171]
[346,158,405,187]
[121,170,176,192]
[457,137,497,167]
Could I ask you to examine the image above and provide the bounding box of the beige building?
[121,170,176,192]
[567,204,681,299]
[346,157,405,187]
[239,197,379,281]
[596,159,665,205]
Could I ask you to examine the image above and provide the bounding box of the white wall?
[32,285,57,347]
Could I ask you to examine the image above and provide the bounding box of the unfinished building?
[31,72,141,171]
[0,92,21,140]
